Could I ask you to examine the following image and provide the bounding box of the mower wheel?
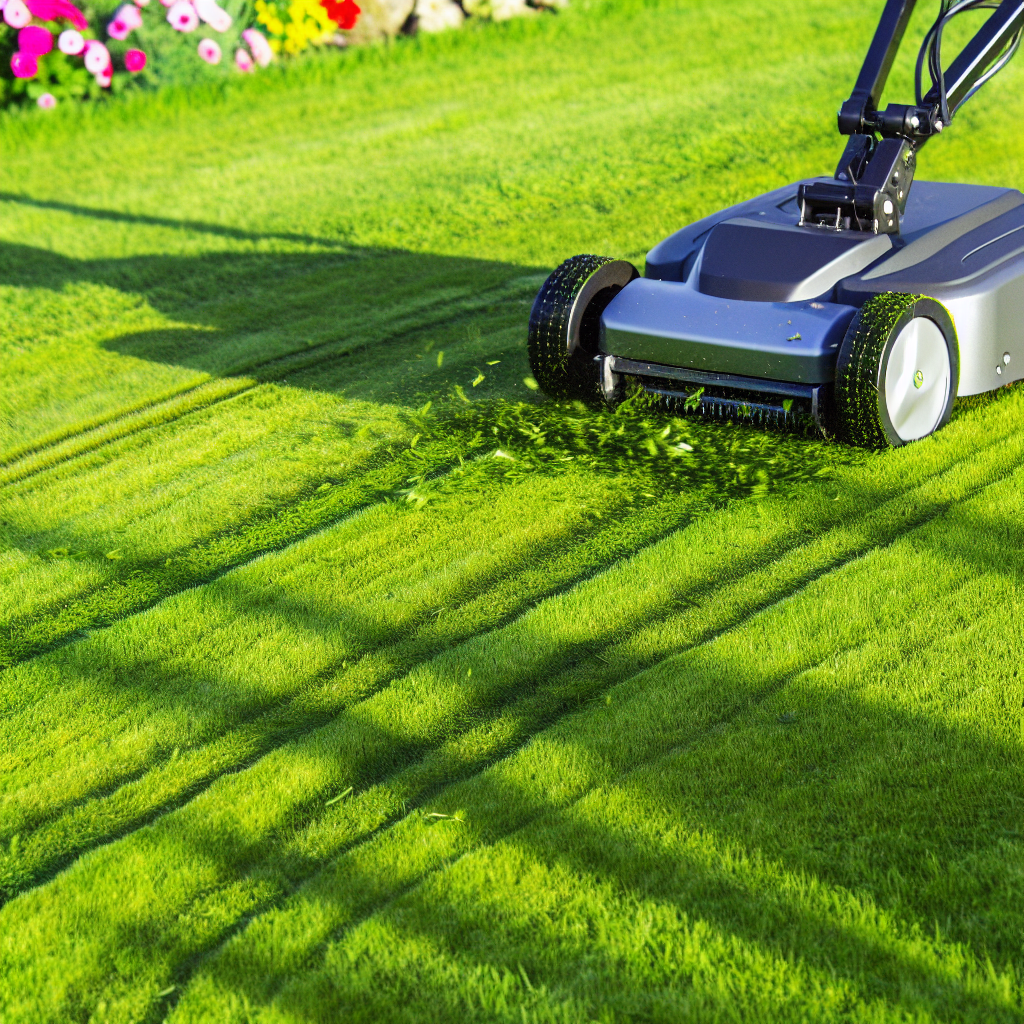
[528,255,639,401]
[834,293,958,448]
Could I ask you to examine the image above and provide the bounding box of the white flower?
[166,0,199,32]
[194,0,231,31]
[83,39,111,74]
[2,0,30,28]
[414,0,463,32]
[58,28,86,54]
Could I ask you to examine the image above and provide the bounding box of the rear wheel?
[528,255,639,401]
[834,293,958,448]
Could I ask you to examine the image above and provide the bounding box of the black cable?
[916,0,1022,124]
[917,0,1019,122]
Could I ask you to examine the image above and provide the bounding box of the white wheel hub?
[883,317,951,442]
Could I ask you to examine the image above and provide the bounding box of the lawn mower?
[527,0,1024,447]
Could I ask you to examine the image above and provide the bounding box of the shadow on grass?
[157,599,1021,1024]
[2,202,1022,1023]
[0,192,353,250]
[0,228,542,413]
[3,451,1022,1022]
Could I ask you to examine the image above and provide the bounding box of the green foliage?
[0,1,1022,1022]
[0,26,106,106]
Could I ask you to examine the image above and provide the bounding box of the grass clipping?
[397,394,865,510]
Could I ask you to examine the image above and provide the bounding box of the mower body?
[598,180,1024,425]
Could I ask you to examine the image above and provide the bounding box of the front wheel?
[834,293,959,448]
[527,255,639,401]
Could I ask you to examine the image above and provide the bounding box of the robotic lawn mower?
[528,0,1024,447]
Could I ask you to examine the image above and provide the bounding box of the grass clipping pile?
[396,393,866,511]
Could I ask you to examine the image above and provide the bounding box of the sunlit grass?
[0,0,1021,1021]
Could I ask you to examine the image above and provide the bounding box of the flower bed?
[0,0,564,110]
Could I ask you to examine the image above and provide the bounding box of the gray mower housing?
[597,179,1024,422]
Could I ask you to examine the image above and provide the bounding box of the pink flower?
[241,27,272,66]
[108,2,141,35]
[95,66,112,86]
[124,47,146,71]
[37,92,57,108]
[234,46,253,71]
[18,25,53,54]
[194,0,230,30]
[120,3,143,26]
[58,28,85,53]
[166,0,198,31]
[83,39,111,74]
[134,0,151,6]
[3,0,30,27]
[25,0,87,29]
[197,36,220,63]
[10,50,37,77]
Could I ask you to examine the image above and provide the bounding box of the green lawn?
[1,1,1022,1021]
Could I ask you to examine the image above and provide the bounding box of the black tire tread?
[834,293,923,448]
[528,255,619,401]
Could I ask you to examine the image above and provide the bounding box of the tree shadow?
[175,597,1022,1024]
[0,225,543,414]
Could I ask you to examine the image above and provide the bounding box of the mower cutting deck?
[528,0,1024,447]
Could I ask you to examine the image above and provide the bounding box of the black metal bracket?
[803,0,1024,235]
[799,137,916,234]
[838,0,921,137]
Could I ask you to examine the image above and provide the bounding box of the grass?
[0,1,1022,1021]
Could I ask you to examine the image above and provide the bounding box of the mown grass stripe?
[0,480,704,898]
[0,378,215,470]
[2,406,1022,1022]
[0,454,693,828]
[0,382,845,674]
[0,271,536,490]
[158,443,1024,1017]
[0,378,258,489]
[3,395,1021,902]
[0,436,437,673]
[168,474,1024,1024]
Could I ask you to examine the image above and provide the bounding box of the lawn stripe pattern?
[1,0,1021,1021]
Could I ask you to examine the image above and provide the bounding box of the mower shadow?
[0,192,353,250]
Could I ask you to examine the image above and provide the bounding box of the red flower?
[320,0,359,29]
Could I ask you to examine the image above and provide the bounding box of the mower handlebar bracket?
[799,0,1024,235]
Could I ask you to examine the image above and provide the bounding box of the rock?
[414,0,464,33]
[463,0,533,20]
[345,0,416,41]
